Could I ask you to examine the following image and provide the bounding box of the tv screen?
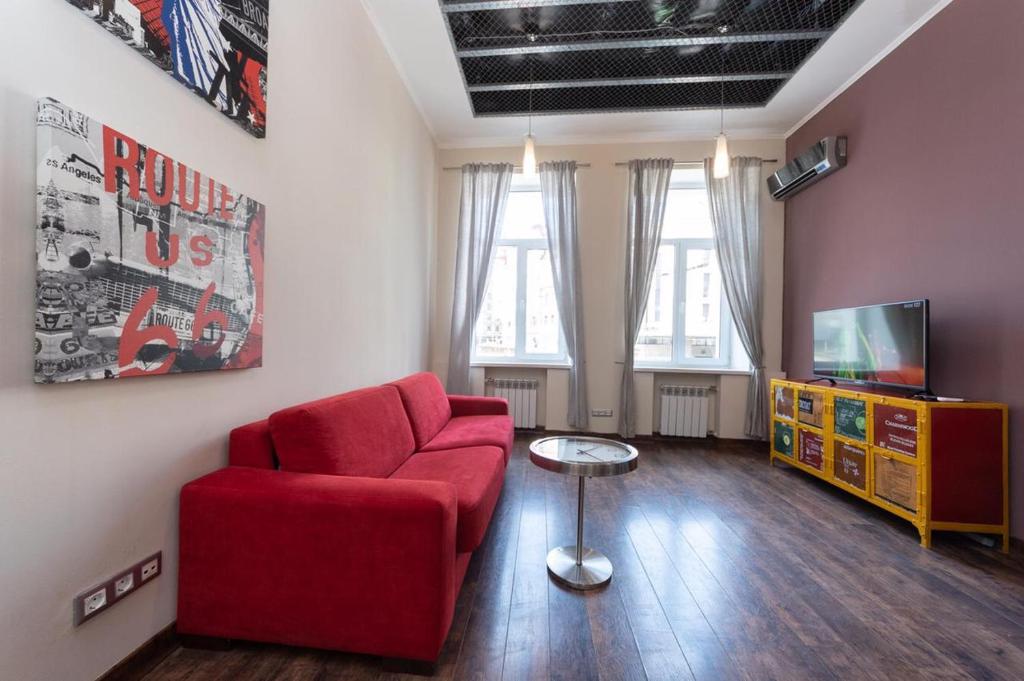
[813,300,929,390]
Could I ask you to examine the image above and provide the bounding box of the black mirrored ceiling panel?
[440,0,864,116]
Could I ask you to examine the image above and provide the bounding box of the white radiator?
[660,385,710,438]
[489,379,538,429]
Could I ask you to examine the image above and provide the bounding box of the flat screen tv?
[813,300,929,391]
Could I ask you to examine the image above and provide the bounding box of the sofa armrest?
[178,467,458,662]
[228,419,276,469]
[448,395,509,417]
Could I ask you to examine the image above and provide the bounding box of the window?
[474,177,565,363]
[635,168,736,368]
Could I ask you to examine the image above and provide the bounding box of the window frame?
[635,171,734,370]
[472,178,568,366]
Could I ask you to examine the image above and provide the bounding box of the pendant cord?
[719,48,726,135]
[528,60,534,137]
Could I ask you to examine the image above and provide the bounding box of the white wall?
[431,139,785,438]
[0,2,436,680]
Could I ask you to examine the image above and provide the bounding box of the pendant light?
[522,130,537,178]
[522,61,538,178]
[713,133,730,179]
[712,35,731,179]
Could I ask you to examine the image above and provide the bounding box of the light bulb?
[522,134,537,177]
[713,133,730,179]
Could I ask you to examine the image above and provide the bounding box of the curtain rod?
[613,159,778,167]
[441,163,592,172]
[441,160,778,171]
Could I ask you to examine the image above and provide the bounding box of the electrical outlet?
[84,588,107,616]
[74,551,162,626]
[115,572,134,597]
[591,409,613,418]
[141,556,160,581]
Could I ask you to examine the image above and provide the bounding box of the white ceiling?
[361,0,952,148]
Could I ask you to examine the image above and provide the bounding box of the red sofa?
[177,372,513,666]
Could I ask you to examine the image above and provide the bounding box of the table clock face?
[535,438,634,464]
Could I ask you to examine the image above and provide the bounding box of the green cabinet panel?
[774,421,794,458]
[834,396,868,441]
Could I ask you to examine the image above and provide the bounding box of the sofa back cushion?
[389,372,452,449]
[229,419,276,469]
[268,386,416,478]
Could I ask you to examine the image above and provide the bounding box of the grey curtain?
[704,157,768,439]
[540,161,588,429]
[446,163,514,394]
[619,158,675,438]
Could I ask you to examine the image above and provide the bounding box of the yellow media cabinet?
[770,379,1009,551]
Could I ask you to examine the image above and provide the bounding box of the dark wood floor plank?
[646,445,965,680]
[627,450,838,681]
[141,435,1024,681]
[669,447,980,680]
[454,448,530,681]
[584,488,695,681]
[542,470,601,681]
[601,463,740,681]
[643,454,920,681]
[722,452,1024,677]
[580,476,680,681]
[500,458,550,681]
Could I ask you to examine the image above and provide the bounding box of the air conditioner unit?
[767,136,847,201]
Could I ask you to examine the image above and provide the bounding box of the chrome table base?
[546,545,613,590]
[547,475,613,590]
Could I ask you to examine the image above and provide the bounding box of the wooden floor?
[144,434,1024,681]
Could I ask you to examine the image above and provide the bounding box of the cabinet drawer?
[798,428,826,472]
[797,389,825,428]
[773,384,796,420]
[873,403,920,457]
[773,420,795,458]
[873,451,918,512]
[834,396,868,442]
[834,441,867,491]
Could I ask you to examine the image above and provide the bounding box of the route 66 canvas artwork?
[35,98,265,383]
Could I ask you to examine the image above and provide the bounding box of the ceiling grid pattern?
[440,0,865,117]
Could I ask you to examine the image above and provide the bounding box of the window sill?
[633,365,752,376]
[472,360,571,370]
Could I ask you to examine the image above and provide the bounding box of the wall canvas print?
[67,1,269,138]
[35,98,265,384]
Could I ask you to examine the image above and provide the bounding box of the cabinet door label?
[797,390,824,428]
[774,421,794,457]
[874,453,918,512]
[798,429,825,471]
[835,442,867,491]
[774,386,795,420]
[874,405,919,457]
[834,397,867,441]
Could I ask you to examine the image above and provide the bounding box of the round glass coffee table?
[529,436,639,590]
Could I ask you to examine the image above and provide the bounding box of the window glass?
[474,185,565,363]
[501,191,547,240]
[476,245,517,358]
[525,249,560,355]
[662,188,713,239]
[635,169,734,367]
[635,245,675,363]
[683,248,722,360]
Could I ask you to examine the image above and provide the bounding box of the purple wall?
[783,0,1024,538]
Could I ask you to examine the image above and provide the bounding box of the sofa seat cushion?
[420,415,514,466]
[390,447,504,553]
[269,386,416,478]
[389,372,453,449]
